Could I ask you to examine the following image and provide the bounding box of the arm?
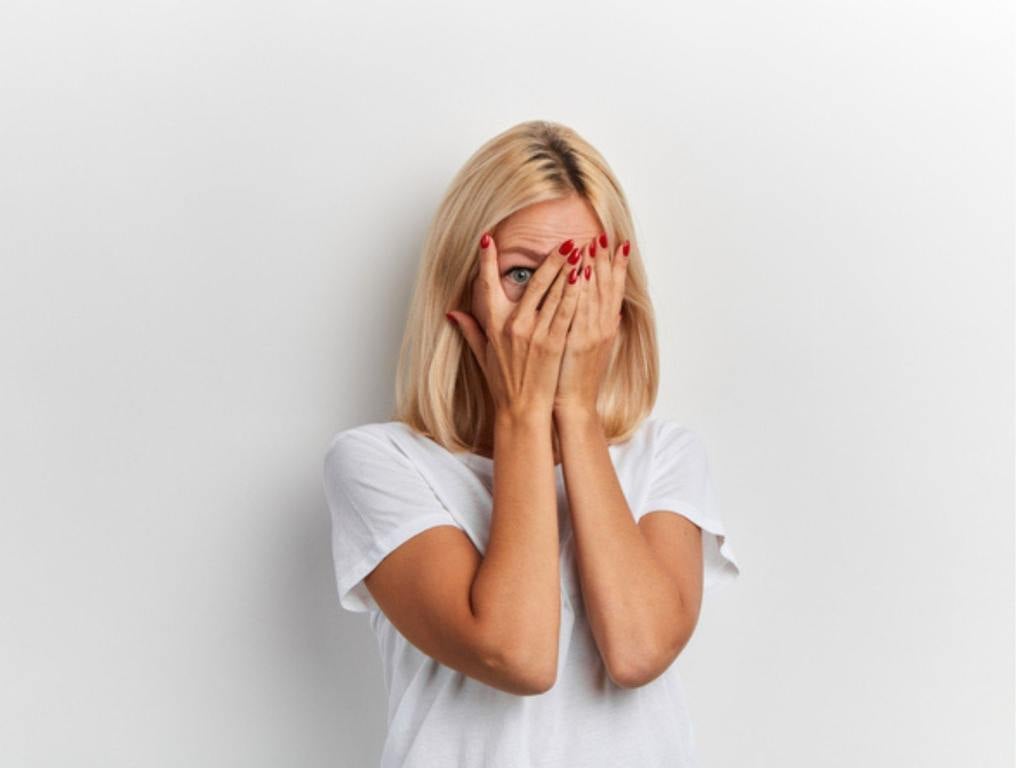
[470,409,562,687]
[364,410,561,695]
[370,230,582,693]
[555,407,704,688]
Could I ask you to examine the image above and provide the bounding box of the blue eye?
[504,266,534,285]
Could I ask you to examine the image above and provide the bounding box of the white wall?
[2,1,1012,765]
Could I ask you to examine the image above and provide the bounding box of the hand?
[553,233,630,416]
[448,231,589,421]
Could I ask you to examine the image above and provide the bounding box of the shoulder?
[325,420,405,450]
[608,417,706,475]
[640,416,710,471]
[650,416,705,447]
[624,415,703,450]
[323,420,419,473]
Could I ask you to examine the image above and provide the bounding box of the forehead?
[494,195,602,260]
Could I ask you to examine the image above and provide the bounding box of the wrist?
[495,404,553,430]
[552,401,598,424]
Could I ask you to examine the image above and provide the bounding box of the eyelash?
[503,266,534,285]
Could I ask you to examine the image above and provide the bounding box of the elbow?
[606,629,693,690]
[473,614,559,696]
[495,643,558,695]
[521,669,557,696]
[508,647,559,695]
[606,653,664,690]
[481,637,560,694]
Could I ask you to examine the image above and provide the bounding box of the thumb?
[446,311,488,367]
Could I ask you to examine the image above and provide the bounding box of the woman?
[323,119,740,767]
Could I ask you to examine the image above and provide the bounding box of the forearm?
[555,407,686,685]
[470,409,561,676]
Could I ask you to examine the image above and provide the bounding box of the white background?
[2,1,1013,766]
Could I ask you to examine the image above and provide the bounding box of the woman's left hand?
[553,233,630,416]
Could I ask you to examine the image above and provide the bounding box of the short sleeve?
[637,420,741,593]
[322,426,465,614]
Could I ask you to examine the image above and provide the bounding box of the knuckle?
[531,333,552,353]
[505,317,529,340]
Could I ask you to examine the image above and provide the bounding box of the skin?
[364,193,705,694]
[457,194,602,463]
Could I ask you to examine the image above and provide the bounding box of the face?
[485,194,603,303]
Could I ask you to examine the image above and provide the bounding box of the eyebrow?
[498,246,548,260]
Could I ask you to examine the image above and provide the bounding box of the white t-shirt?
[322,415,740,768]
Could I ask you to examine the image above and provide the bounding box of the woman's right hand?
[447,232,587,421]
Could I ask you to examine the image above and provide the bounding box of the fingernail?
[480,232,491,249]
[623,240,631,256]
[567,248,581,264]
[568,267,579,284]
[589,239,597,257]
[559,239,575,255]
[599,232,608,248]
[446,312,457,326]
[584,265,591,280]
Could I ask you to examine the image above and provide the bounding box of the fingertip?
[477,232,499,279]
[479,231,499,265]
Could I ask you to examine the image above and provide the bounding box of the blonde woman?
[323,119,740,767]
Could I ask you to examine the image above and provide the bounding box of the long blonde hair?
[392,119,659,454]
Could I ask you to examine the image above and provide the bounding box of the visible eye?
[503,266,534,286]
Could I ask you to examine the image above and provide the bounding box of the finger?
[580,245,601,329]
[611,238,631,315]
[592,232,611,308]
[473,230,510,325]
[533,247,576,339]
[515,238,576,320]
[548,249,586,343]
[446,310,488,373]
[570,258,592,338]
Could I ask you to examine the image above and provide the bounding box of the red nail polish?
[568,267,579,283]
[584,265,591,280]
[589,239,597,257]
[559,239,575,255]
[446,312,457,326]
[622,240,631,256]
[599,232,608,248]
[480,232,491,249]
[567,249,581,264]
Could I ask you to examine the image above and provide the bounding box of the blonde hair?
[392,119,659,455]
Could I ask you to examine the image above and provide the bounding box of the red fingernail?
[589,239,597,257]
[559,239,575,255]
[480,232,491,249]
[599,232,608,248]
[584,265,591,280]
[623,240,631,256]
[567,249,581,264]
[568,267,579,283]
[446,312,457,326]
